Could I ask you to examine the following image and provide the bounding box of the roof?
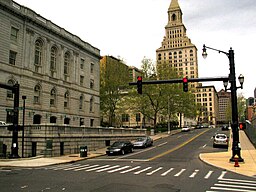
[169,0,181,11]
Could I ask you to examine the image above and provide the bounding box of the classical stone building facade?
[217,89,231,124]
[0,0,101,127]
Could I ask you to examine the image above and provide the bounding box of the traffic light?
[183,77,188,92]
[137,76,142,94]
[239,122,246,130]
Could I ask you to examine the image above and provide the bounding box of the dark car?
[106,141,134,155]
[221,125,229,131]
[133,136,153,148]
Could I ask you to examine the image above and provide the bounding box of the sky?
[15,0,256,98]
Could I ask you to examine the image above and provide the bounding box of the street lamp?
[202,44,244,162]
[22,95,26,158]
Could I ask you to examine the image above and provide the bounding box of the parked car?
[221,125,229,131]
[0,121,6,126]
[133,136,153,148]
[195,124,203,129]
[181,126,191,132]
[213,133,229,148]
[106,141,134,155]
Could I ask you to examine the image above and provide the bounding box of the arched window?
[171,14,177,21]
[34,84,41,104]
[64,117,70,125]
[50,116,57,123]
[50,88,57,107]
[33,114,41,124]
[7,79,15,98]
[79,94,84,110]
[50,46,57,77]
[90,96,94,112]
[64,91,69,108]
[64,52,70,81]
[34,39,43,72]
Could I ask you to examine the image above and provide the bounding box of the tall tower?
[156,0,198,89]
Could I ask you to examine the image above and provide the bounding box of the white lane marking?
[96,165,120,173]
[108,166,130,173]
[219,180,256,186]
[204,171,214,179]
[161,168,174,176]
[202,144,207,148]
[219,177,256,184]
[157,142,168,147]
[174,168,186,177]
[120,166,141,174]
[146,167,163,175]
[73,164,98,171]
[214,183,256,190]
[218,171,227,179]
[116,147,156,159]
[189,169,199,178]
[49,164,79,170]
[64,164,90,171]
[86,165,110,172]
[211,186,256,192]
[134,167,152,175]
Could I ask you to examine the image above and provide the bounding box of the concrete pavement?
[0,129,255,178]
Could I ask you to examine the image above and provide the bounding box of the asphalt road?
[1,128,255,192]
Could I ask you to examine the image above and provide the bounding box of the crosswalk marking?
[86,165,110,172]
[204,171,214,179]
[108,166,130,173]
[96,165,120,173]
[146,167,163,175]
[64,164,89,171]
[120,166,141,174]
[47,164,78,170]
[189,169,199,178]
[210,186,256,192]
[161,168,174,176]
[219,180,256,187]
[134,167,152,175]
[174,168,186,177]
[73,164,98,171]
[214,183,256,190]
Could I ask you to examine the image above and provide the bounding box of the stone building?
[0,0,101,127]
[217,89,231,124]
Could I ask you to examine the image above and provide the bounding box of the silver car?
[133,136,153,148]
[213,133,229,148]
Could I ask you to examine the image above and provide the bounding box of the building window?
[34,40,43,71]
[136,113,141,122]
[64,91,69,108]
[50,46,57,77]
[50,116,57,123]
[50,88,56,107]
[80,118,84,126]
[9,50,17,65]
[122,114,129,122]
[90,63,94,73]
[80,59,84,69]
[80,75,84,86]
[7,79,15,98]
[10,27,18,42]
[64,117,70,125]
[90,96,94,112]
[90,79,94,89]
[79,95,84,110]
[90,119,94,127]
[34,85,41,104]
[64,52,70,81]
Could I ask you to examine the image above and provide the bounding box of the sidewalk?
[200,130,256,177]
[0,129,255,178]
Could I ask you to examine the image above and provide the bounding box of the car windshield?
[111,142,125,147]
[216,135,226,139]
[136,138,146,141]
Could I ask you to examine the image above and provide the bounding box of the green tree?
[100,56,130,126]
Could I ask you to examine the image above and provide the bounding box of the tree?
[100,56,130,126]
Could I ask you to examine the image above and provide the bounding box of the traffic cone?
[234,158,239,167]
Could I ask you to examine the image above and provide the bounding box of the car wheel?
[121,149,125,155]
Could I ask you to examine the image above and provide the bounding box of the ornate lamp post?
[202,44,244,162]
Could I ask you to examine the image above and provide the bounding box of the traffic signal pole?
[0,82,20,158]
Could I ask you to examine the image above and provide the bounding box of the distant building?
[0,0,101,127]
[196,86,219,125]
[217,89,231,124]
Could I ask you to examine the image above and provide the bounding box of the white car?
[213,133,229,148]
[181,126,190,132]
[133,136,153,148]
[0,121,6,125]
